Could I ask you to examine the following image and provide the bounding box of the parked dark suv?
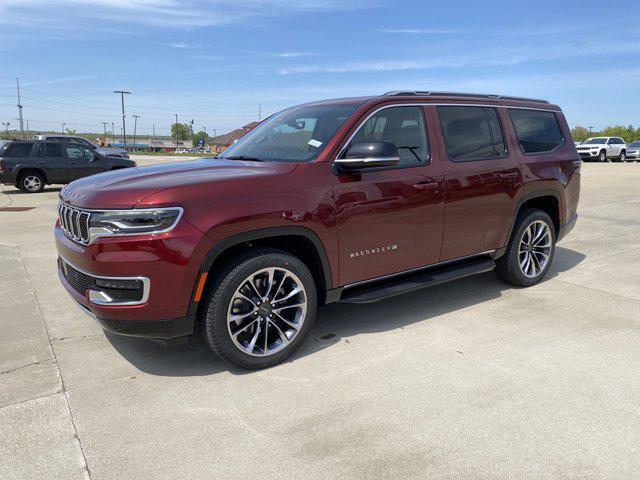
[0,139,135,192]
[54,91,580,369]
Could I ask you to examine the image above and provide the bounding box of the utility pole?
[133,115,140,151]
[61,122,66,133]
[213,128,217,138]
[26,119,29,136]
[111,122,115,145]
[16,77,24,139]
[152,124,156,151]
[190,119,194,148]
[102,122,108,138]
[174,114,179,151]
[113,90,131,147]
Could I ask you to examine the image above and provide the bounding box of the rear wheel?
[18,172,45,193]
[495,209,556,287]
[200,249,317,369]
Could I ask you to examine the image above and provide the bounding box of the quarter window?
[2,142,34,158]
[508,109,563,154]
[438,106,506,161]
[351,106,429,166]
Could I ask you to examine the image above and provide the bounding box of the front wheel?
[495,209,556,287]
[201,249,317,369]
[619,151,626,163]
[598,151,607,162]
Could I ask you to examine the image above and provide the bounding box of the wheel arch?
[500,190,561,257]
[17,167,48,184]
[188,227,333,318]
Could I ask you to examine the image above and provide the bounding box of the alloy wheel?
[227,267,307,357]
[23,175,42,192]
[518,220,552,278]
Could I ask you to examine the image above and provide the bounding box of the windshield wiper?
[223,155,264,162]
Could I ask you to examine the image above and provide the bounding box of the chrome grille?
[58,203,91,244]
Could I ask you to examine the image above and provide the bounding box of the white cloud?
[379,28,458,34]
[245,50,319,58]
[168,42,190,48]
[0,0,377,29]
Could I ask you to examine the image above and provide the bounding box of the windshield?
[628,141,640,148]
[220,104,359,162]
[583,137,607,144]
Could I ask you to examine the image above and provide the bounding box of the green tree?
[193,130,209,146]
[571,126,590,143]
[171,123,190,141]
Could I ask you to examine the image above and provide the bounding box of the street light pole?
[133,115,140,151]
[111,122,115,145]
[113,90,131,147]
[190,119,194,148]
[174,114,179,151]
[16,77,24,139]
[61,122,66,134]
[1,122,9,136]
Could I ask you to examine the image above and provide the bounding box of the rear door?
[65,142,103,180]
[435,105,522,260]
[34,142,67,183]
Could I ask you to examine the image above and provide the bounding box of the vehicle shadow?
[2,186,62,194]
[106,246,586,377]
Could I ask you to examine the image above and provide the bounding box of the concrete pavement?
[1,159,639,479]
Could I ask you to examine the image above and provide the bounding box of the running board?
[338,257,496,304]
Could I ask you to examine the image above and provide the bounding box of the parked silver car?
[33,134,129,159]
[626,141,640,161]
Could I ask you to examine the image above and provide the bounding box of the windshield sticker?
[308,139,322,148]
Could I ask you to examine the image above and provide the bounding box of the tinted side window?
[46,142,63,157]
[66,143,93,162]
[3,143,34,158]
[36,144,46,158]
[438,106,494,161]
[351,106,428,166]
[508,109,563,154]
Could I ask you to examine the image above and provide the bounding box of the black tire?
[495,209,556,287]
[18,171,45,193]
[200,248,317,369]
[598,150,607,162]
[619,151,626,163]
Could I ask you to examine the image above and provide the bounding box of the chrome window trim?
[59,254,150,306]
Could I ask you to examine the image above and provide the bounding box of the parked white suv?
[575,137,627,162]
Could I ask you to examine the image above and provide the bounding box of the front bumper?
[55,216,214,338]
[577,151,599,159]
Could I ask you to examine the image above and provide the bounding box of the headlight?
[88,207,183,242]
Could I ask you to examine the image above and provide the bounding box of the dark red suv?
[55,91,580,368]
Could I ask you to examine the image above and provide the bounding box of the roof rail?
[382,91,550,104]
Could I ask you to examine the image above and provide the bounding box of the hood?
[576,143,605,148]
[59,158,297,209]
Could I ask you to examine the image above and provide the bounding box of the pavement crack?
[16,245,93,480]
[0,359,54,375]
[52,334,101,342]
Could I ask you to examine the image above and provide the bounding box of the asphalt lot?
[1,157,639,479]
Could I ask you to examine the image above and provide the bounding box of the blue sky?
[1,0,639,136]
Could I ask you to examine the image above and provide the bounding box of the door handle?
[499,172,518,179]
[412,181,439,192]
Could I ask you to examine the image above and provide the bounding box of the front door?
[333,105,444,286]
[65,142,103,180]
[435,105,522,260]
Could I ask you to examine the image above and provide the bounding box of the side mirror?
[89,144,97,150]
[334,141,400,171]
